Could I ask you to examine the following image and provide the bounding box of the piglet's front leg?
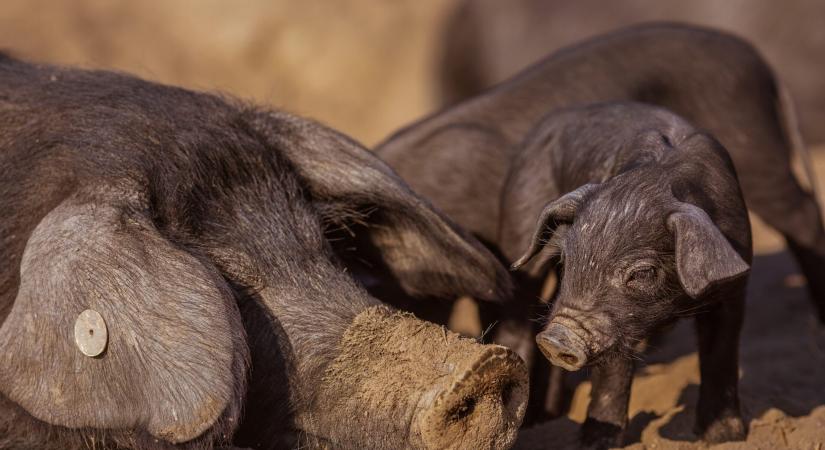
[694,289,746,443]
[580,356,634,449]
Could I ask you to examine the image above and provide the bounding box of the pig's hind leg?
[742,166,825,323]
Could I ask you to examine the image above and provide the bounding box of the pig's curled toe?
[300,306,528,449]
[417,346,528,450]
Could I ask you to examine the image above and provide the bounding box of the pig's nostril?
[448,396,476,422]
[419,346,527,450]
[536,334,586,370]
[501,381,515,406]
[558,352,580,366]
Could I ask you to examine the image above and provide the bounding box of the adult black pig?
[437,0,825,145]
[0,54,526,449]
[377,23,824,447]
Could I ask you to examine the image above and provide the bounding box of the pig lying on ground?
[377,23,823,447]
[0,54,527,449]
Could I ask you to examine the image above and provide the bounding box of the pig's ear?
[667,202,750,298]
[0,197,246,443]
[510,183,599,270]
[253,112,511,301]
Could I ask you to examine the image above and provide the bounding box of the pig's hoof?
[579,418,623,450]
[418,346,528,450]
[696,415,746,444]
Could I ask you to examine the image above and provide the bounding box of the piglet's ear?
[252,111,511,301]
[510,183,599,270]
[667,202,750,298]
[0,197,246,443]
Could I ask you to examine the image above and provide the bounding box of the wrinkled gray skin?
[0,55,511,449]
[437,0,825,145]
[377,23,825,448]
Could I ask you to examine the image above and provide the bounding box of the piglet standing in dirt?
[507,102,751,447]
[0,54,527,449]
[377,23,824,448]
[378,23,825,325]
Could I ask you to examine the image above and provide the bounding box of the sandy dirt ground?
[512,147,825,449]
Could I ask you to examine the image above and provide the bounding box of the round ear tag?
[74,309,108,357]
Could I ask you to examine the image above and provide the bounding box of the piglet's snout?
[536,323,587,371]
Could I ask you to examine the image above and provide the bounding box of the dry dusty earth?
[511,147,825,449]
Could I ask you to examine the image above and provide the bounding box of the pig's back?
[517,102,698,193]
[377,23,778,164]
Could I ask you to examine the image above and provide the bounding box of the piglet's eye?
[627,266,657,285]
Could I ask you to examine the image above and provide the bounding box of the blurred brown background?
[438,0,825,144]
[0,0,452,146]
[2,0,822,147]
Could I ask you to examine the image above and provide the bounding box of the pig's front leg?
[694,288,746,443]
[580,356,635,449]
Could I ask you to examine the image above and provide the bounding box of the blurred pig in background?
[438,0,825,144]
